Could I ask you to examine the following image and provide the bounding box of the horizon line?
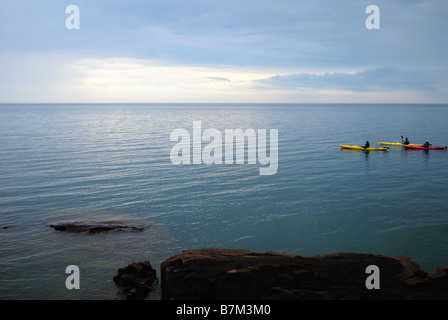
[1,102,448,105]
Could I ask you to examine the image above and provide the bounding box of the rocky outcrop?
[161,248,448,300]
[113,261,158,300]
[49,221,149,234]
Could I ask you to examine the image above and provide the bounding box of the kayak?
[376,141,420,146]
[340,145,388,151]
[403,145,447,150]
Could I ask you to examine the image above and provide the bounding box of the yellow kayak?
[340,145,388,151]
[376,141,420,146]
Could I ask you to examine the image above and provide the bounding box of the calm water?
[1,103,448,299]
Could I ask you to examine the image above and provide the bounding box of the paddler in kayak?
[401,136,410,145]
[422,141,431,147]
[363,141,370,149]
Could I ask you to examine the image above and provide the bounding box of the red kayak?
[403,145,447,150]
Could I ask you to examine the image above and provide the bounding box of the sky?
[0,0,447,103]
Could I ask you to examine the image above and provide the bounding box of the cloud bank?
[1,54,445,104]
[256,68,447,92]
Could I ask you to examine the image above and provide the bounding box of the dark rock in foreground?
[113,261,158,300]
[49,221,149,234]
[161,248,448,300]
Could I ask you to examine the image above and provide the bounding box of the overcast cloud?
[0,0,447,103]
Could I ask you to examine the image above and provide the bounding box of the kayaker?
[401,136,410,145]
[363,141,370,149]
[422,141,431,148]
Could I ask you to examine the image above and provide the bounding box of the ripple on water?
[0,209,174,299]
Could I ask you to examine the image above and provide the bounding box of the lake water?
[1,103,447,299]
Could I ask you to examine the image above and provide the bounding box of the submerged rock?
[161,248,448,300]
[113,261,158,300]
[49,221,150,234]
